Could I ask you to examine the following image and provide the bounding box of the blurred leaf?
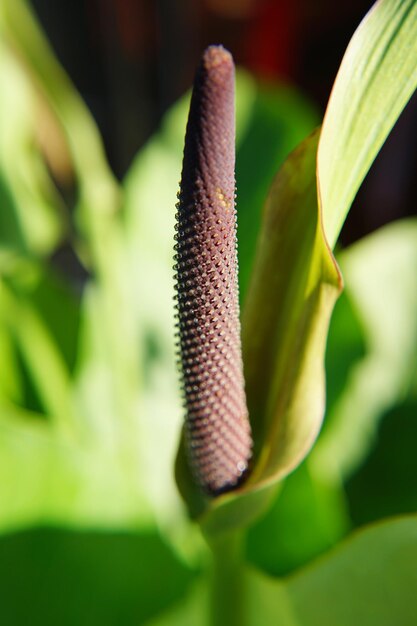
[111,133,186,541]
[0,527,194,626]
[246,460,349,577]
[71,280,157,523]
[0,0,163,535]
[0,298,23,404]
[0,402,152,532]
[346,397,417,526]
[313,219,417,480]
[147,516,417,625]
[324,290,367,417]
[1,272,79,437]
[0,0,114,192]
[27,270,81,374]
[0,43,64,255]
[0,0,121,272]
[242,132,341,480]
[243,288,366,577]
[318,0,417,247]
[144,580,208,626]
[286,515,417,626]
[145,572,291,626]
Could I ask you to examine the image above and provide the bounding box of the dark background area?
[30,0,417,247]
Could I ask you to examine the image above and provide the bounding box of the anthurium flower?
[174,46,253,495]
[174,45,341,530]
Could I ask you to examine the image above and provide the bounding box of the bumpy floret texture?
[174,46,253,495]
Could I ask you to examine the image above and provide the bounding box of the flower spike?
[174,45,253,495]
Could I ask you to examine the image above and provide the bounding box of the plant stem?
[208,530,247,626]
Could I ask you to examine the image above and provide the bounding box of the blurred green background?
[0,0,416,624]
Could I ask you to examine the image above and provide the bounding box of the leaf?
[0,0,121,269]
[243,289,368,576]
[1,269,79,437]
[287,515,417,626]
[0,43,64,255]
[313,219,417,480]
[144,580,209,626]
[249,219,417,575]
[0,0,114,192]
[244,289,367,577]
[318,0,417,247]
[0,0,164,536]
[323,290,367,416]
[246,460,350,577]
[241,131,341,481]
[0,527,194,626]
[0,291,23,405]
[346,398,417,526]
[147,516,417,625]
[0,402,153,533]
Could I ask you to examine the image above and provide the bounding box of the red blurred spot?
[244,0,298,81]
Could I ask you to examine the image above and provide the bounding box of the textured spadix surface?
[174,46,252,495]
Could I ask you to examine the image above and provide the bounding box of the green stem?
[208,530,247,626]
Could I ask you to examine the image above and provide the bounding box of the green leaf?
[243,291,366,577]
[313,218,417,481]
[242,131,341,482]
[144,580,209,626]
[0,43,64,255]
[0,0,121,272]
[1,269,79,437]
[346,398,417,526]
[254,220,417,574]
[147,516,417,625]
[245,288,368,577]
[246,517,417,626]
[324,289,367,417]
[0,402,153,533]
[246,460,350,577]
[0,290,23,404]
[318,0,417,247]
[0,527,194,626]
[0,0,115,195]
[287,515,417,626]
